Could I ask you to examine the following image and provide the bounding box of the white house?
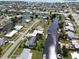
[71,52,79,59]
[65,26,74,32]
[14,25,23,31]
[26,30,43,37]
[72,40,79,48]
[16,48,32,59]
[66,31,74,39]
[25,19,31,23]
[5,30,18,38]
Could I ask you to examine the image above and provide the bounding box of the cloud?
[0,0,79,3]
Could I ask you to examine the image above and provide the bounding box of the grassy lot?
[0,29,13,38]
[71,20,79,34]
[11,48,42,59]
[32,50,42,59]
[10,35,17,41]
[1,42,12,56]
[9,40,24,58]
[0,32,6,38]
[59,39,71,44]
[1,42,10,50]
[0,33,4,38]
[75,28,79,34]
[63,51,72,59]
[11,48,23,58]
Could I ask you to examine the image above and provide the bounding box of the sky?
[0,0,79,3]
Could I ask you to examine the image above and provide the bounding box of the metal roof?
[28,36,36,46]
[5,30,18,38]
[0,38,4,45]
[14,25,23,31]
[16,48,32,59]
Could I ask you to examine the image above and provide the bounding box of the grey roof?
[66,31,74,39]
[27,36,36,47]
[0,38,5,45]
[16,48,32,59]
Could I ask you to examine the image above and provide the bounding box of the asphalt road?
[0,19,40,59]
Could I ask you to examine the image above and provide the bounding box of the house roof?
[27,36,36,46]
[66,31,74,38]
[65,26,74,31]
[14,25,23,31]
[5,30,18,38]
[71,52,79,59]
[0,17,11,27]
[65,20,71,23]
[0,38,4,45]
[72,40,79,48]
[26,30,43,37]
[25,19,31,22]
[43,16,48,19]
[68,23,73,27]
[16,48,32,59]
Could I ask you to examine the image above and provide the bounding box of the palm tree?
[62,46,68,57]
[0,47,2,56]
[35,14,38,18]
[11,16,18,26]
[30,16,33,20]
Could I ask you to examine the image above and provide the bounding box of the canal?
[43,17,59,59]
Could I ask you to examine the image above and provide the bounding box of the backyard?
[32,50,42,59]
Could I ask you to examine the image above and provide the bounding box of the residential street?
[0,19,40,59]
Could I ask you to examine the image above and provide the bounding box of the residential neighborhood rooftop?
[16,48,32,59]
[5,30,18,38]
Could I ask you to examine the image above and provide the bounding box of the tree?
[68,14,75,21]
[59,28,66,39]
[35,35,44,51]
[0,47,2,56]
[18,17,23,23]
[59,15,65,29]
[68,15,72,19]
[30,16,33,20]
[62,46,68,57]
[11,16,18,26]
[57,48,62,54]
[57,43,62,54]
[36,40,43,51]
[50,14,57,20]
[35,14,38,18]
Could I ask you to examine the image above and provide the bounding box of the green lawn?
[0,32,5,38]
[10,35,17,41]
[71,20,79,34]
[0,29,12,38]
[59,39,71,44]
[63,51,72,59]
[11,48,23,58]
[1,42,10,50]
[32,50,42,59]
[1,42,12,56]
[75,28,79,34]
